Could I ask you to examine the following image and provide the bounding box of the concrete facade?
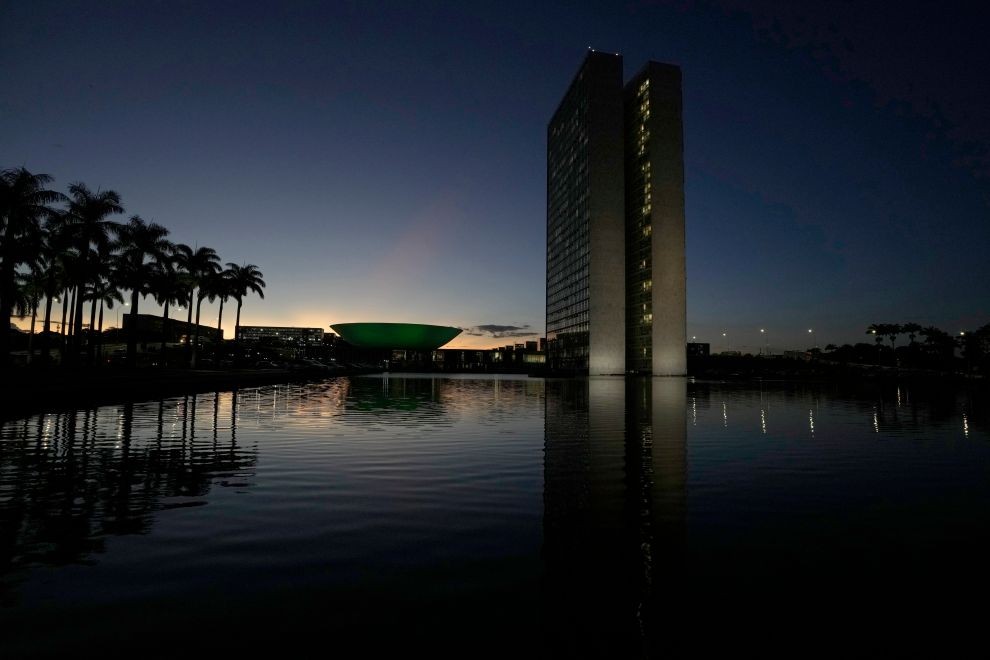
[547,51,686,376]
[546,52,625,374]
[641,63,687,376]
[585,55,627,375]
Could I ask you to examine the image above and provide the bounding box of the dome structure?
[330,323,461,351]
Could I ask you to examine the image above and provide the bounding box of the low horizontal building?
[237,326,324,345]
[122,313,220,343]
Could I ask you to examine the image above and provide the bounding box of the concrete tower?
[546,52,626,375]
[624,62,687,376]
[547,51,686,376]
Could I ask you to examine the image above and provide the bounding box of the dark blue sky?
[3,1,988,349]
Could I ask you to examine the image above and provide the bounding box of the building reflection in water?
[543,376,687,656]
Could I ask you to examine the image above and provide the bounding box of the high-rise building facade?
[547,51,686,375]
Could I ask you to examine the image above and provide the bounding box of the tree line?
[860,322,990,354]
[810,322,990,373]
[0,166,265,368]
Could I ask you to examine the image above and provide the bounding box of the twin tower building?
[546,51,686,376]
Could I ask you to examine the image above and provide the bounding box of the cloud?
[462,323,537,339]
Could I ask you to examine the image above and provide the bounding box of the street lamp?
[760,328,768,356]
[808,328,817,350]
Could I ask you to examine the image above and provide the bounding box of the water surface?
[1,376,987,656]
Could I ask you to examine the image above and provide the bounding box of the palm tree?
[63,182,123,363]
[190,268,236,369]
[920,325,946,347]
[191,280,218,369]
[226,263,265,343]
[149,255,186,364]
[84,241,118,364]
[885,323,903,352]
[14,271,44,363]
[173,244,220,366]
[89,275,123,362]
[205,267,237,365]
[113,216,172,367]
[37,215,72,365]
[866,324,884,346]
[57,252,86,361]
[0,167,64,364]
[902,322,922,345]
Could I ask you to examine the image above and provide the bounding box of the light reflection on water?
[0,375,988,655]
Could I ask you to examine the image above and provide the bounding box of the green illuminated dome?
[331,323,462,350]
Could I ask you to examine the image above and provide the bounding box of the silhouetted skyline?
[3,1,988,350]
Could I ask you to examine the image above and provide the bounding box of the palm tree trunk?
[40,292,54,366]
[87,298,98,365]
[97,300,105,363]
[235,298,242,342]
[215,298,225,365]
[67,287,75,339]
[185,288,195,366]
[26,303,38,364]
[73,283,86,360]
[160,303,170,366]
[127,289,140,367]
[0,299,11,367]
[59,287,69,362]
[0,260,14,366]
[192,294,203,369]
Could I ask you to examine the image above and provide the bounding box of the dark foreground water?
[1,375,988,657]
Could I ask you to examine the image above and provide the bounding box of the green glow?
[330,323,462,350]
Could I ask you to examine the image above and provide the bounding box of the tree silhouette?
[173,244,220,367]
[33,215,70,365]
[89,275,123,362]
[5,165,268,371]
[14,270,44,363]
[0,168,64,364]
[63,183,123,364]
[227,263,266,343]
[205,267,236,364]
[149,252,187,364]
[902,322,922,345]
[113,216,172,367]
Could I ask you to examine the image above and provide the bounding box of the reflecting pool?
[1,376,988,656]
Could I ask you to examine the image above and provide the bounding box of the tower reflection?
[543,376,687,656]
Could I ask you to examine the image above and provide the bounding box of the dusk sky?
[3,1,988,350]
